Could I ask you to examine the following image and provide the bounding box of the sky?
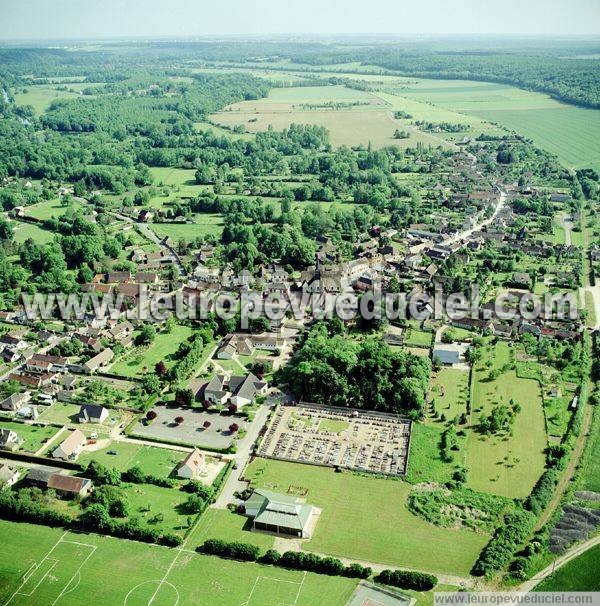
[0,0,599,41]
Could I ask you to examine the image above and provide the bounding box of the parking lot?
[131,406,248,450]
[258,404,411,476]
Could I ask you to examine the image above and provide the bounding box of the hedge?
[375,569,437,591]
[524,469,559,516]
[198,539,260,561]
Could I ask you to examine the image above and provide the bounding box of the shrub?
[259,549,281,564]
[375,569,437,591]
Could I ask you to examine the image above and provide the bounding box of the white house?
[176,449,206,479]
[52,429,86,461]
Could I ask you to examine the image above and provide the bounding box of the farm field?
[211,85,448,149]
[466,341,547,498]
[535,544,600,591]
[245,457,488,576]
[386,78,600,170]
[110,325,193,378]
[0,520,356,606]
[0,420,60,453]
[13,84,87,114]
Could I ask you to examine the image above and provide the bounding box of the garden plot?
[258,404,411,476]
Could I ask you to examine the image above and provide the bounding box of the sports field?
[245,458,488,576]
[535,544,600,591]
[0,520,356,606]
[466,342,547,498]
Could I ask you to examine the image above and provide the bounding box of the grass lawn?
[466,342,547,498]
[579,406,600,493]
[78,441,185,478]
[404,328,433,348]
[404,422,454,485]
[149,218,223,241]
[37,402,129,428]
[12,221,55,244]
[318,418,350,434]
[535,544,600,591]
[429,368,469,422]
[0,421,60,453]
[25,198,83,221]
[0,520,356,606]
[188,507,275,551]
[110,325,193,378]
[245,458,488,576]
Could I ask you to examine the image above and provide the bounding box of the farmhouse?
[52,429,86,461]
[25,466,63,488]
[78,403,109,424]
[245,489,316,539]
[176,449,206,479]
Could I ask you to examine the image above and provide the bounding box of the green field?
[25,198,84,221]
[0,421,60,453]
[14,85,86,114]
[12,222,55,244]
[579,406,600,492]
[535,544,600,591]
[37,402,129,428]
[466,342,547,498]
[149,218,224,241]
[110,325,193,378]
[246,458,488,576]
[0,520,356,606]
[429,368,469,422]
[384,78,600,171]
[78,441,185,478]
[188,507,275,551]
[404,422,454,485]
[404,328,433,348]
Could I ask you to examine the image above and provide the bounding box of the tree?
[203,420,211,429]
[174,416,184,425]
[229,423,239,433]
[155,361,167,377]
[146,410,158,421]
[136,324,156,346]
[141,374,160,395]
[175,388,194,407]
[80,503,111,531]
[227,403,238,414]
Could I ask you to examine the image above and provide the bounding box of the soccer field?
[0,520,357,606]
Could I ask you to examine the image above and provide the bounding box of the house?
[1,391,31,412]
[78,403,109,424]
[511,272,532,289]
[201,375,230,405]
[136,272,159,284]
[26,353,68,374]
[138,209,154,222]
[106,271,132,284]
[176,449,206,479]
[25,466,62,488]
[1,347,20,363]
[0,428,20,451]
[245,489,316,538]
[82,348,114,374]
[52,429,86,461]
[0,464,19,488]
[432,345,462,366]
[47,473,93,498]
[202,373,267,408]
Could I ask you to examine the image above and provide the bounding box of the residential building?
[52,429,86,460]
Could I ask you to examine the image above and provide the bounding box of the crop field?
[466,341,547,498]
[0,520,356,606]
[386,78,600,170]
[245,457,488,576]
[110,325,193,378]
[0,420,60,453]
[535,544,600,591]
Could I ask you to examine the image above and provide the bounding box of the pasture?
[12,222,55,244]
[13,85,85,114]
[245,457,488,576]
[428,367,470,422]
[0,520,356,606]
[149,218,224,241]
[466,341,547,498]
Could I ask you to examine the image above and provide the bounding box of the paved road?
[517,535,600,592]
[213,397,276,509]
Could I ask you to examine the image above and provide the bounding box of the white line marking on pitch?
[52,544,96,606]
